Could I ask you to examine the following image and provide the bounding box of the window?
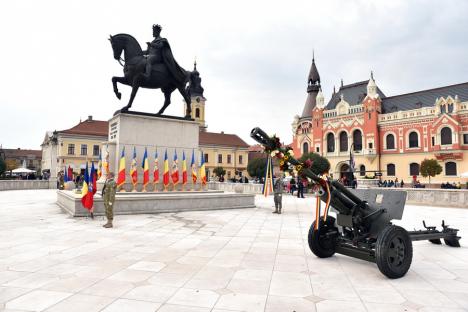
[227,154,231,164]
[464,134,468,144]
[387,164,396,176]
[93,145,100,156]
[195,108,200,118]
[445,162,457,176]
[303,142,309,154]
[316,147,320,153]
[327,133,335,153]
[386,134,395,150]
[448,103,454,113]
[353,130,362,151]
[239,155,243,164]
[410,163,420,176]
[359,165,366,176]
[432,137,435,146]
[339,131,348,152]
[408,131,419,148]
[440,127,452,145]
[204,153,209,163]
[80,144,87,156]
[368,142,373,149]
[218,154,223,163]
[67,144,75,155]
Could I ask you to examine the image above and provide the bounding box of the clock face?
[196,97,200,103]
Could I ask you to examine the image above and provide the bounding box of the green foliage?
[0,158,5,176]
[420,158,442,183]
[247,157,268,178]
[213,166,226,177]
[298,152,331,175]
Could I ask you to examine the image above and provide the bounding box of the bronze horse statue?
[109,33,192,118]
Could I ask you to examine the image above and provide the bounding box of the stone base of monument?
[57,190,256,217]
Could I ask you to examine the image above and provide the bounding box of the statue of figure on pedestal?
[109,24,193,118]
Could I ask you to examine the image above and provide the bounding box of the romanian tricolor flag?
[153,150,159,183]
[117,147,126,187]
[142,147,149,187]
[91,161,97,195]
[81,162,93,210]
[97,151,102,179]
[163,149,170,188]
[200,151,206,185]
[171,150,179,185]
[262,156,274,197]
[191,149,197,183]
[130,147,138,186]
[182,151,187,185]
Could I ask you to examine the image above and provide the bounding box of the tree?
[420,158,442,184]
[299,152,331,176]
[5,159,17,175]
[0,158,5,177]
[213,166,226,177]
[247,157,268,179]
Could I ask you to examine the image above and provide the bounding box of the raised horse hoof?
[116,92,121,100]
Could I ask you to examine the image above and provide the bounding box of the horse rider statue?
[143,24,187,85]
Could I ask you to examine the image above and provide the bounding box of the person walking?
[297,178,305,198]
[273,177,284,214]
[102,172,117,228]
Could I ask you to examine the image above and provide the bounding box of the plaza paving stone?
[0,189,467,311]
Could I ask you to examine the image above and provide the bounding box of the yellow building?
[41,116,107,179]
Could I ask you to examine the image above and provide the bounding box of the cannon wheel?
[375,225,413,279]
[308,216,337,258]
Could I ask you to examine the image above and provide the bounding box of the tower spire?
[301,56,321,118]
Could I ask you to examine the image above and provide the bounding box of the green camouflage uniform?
[102,178,117,222]
[273,178,284,213]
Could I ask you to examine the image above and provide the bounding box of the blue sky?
[1,0,467,149]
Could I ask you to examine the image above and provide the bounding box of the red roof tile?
[3,149,42,158]
[60,119,108,137]
[199,131,249,148]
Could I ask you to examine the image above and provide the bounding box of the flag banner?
[200,151,206,185]
[171,150,180,185]
[97,151,102,179]
[142,147,150,187]
[130,147,138,186]
[68,166,73,182]
[64,167,69,183]
[91,162,97,195]
[103,145,110,175]
[153,150,159,183]
[182,151,187,185]
[191,149,197,184]
[81,162,93,210]
[117,147,126,187]
[163,149,170,188]
[262,156,274,197]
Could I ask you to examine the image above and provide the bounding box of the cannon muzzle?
[250,127,277,151]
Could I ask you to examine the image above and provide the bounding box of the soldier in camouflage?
[102,172,117,228]
[273,176,284,214]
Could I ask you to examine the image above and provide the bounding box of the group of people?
[378,178,405,188]
[287,178,306,198]
[441,181,463,189]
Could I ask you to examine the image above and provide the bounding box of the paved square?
[0,189,467,311]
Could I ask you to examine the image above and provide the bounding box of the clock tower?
[184,61,207,130]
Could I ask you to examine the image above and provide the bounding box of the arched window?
[386,134,395,150]
[387,164,396,176]
[339,131,348,152]
[410,163,420,176]
[408,131,419,148]
[302,142,309,155]
[440,127,452,145]
[448,103,454,113]
[195,108,200,118]
[445,162,457,176]
[353,130,362,151]
[327,133,335,153]
[359,165,366,176]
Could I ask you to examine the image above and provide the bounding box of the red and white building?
[292,58,468,183]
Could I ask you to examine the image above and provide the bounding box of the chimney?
[87,115,93,121]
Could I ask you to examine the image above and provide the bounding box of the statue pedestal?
[106,113,199,191]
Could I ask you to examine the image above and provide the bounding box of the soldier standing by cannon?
[273,176,284,214]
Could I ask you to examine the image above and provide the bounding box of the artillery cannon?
[251,127,461,278]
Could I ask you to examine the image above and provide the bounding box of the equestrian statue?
[109,24,193,118]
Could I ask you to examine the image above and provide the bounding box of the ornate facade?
[292,58,468,183]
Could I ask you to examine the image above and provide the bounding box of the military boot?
[272,206,278,214]
[103,222,113,228]
[278,206,282,214]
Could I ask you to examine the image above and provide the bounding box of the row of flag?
[117,147,207,189]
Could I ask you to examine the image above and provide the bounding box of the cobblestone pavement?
[0,189,467,312]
